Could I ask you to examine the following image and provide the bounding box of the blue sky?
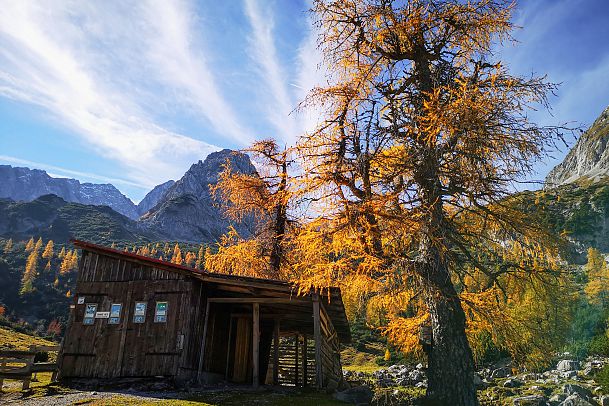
[0,0,608,202]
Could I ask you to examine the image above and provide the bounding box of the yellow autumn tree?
[58,246,66,259]
[34,237,43,252]
[3,238,13,253]
[294,1,572,403]
[207,140,296,280]
[21,245,40,295]
[25,237,35,252]
[42,240,54,259]
[584,247,609,306]
[195,246,205,269]
[171,243,183,265]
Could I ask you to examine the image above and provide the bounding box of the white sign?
[95,312,110,318]
[77,297,85,304]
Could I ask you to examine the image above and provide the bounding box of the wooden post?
[313,293,323,389]
[252,302,260,388]
[196,300,211,384]
[294,334,299,386]
[0,359,6,389]
[302,334,308,387]
[273,319,279,385]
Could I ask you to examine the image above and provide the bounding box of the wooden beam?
[252,302,260,388]
[313,293,323,389]
[208,297,310,304]
[196,300,211,384]
[273,320,279,386]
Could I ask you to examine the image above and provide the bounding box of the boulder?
[563,384,593,400]
[549,393,567,404]
[333,385,374,406]
[557,360,580,372]
[559,394,594,406]
[409,370,425,383]
[512,395,548,406]
[504,378,524,388]
[599,396,609,406]
[491,366,512,379]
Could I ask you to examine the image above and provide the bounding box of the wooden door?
[231,317,251,383]
[120,283,185,377]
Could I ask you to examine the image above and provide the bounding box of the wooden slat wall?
[61,250,201,382]
[270,335,316,387]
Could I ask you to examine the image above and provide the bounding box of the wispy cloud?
[0,0,252,187]
[295,8,326,138]
[0,155,147,190]
[244,0,298,144]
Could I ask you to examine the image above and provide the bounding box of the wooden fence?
[0,345,60,390]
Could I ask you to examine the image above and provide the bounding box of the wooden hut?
[58,240,350,389]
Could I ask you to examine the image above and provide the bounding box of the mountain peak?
[545,104,609,188]
[0,165,139,219]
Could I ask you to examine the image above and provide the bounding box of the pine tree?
[3,238,13,253]
[42,240,54,259]
[25,237,35,252]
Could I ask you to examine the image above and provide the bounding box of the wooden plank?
[273,320,279,385]
[313,294,323,389]
[252,302,260,388]
[196,300,211,384]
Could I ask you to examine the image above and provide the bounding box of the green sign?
[154,301,168,323]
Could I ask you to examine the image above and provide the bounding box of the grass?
[340,343,383,373]
[0,325,57,350]
[81,391,346,406]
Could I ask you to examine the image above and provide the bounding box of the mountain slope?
[0,165,139,219]
[546,105,609,187]
[0,194,155,245]
[139,149,256,243]
[136,180,175,216]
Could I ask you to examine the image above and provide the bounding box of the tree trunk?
[424,276,478,406]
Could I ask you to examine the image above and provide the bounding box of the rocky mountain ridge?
[139,149,257,242]
[546,105,609,187]
[0,165,140,219]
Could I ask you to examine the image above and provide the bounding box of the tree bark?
[424,268,478,405]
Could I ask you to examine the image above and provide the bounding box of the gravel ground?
[1,388,181,405]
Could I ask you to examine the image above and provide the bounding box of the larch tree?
[42,240,54,259]
[296,0,570,403]
[3,238,13,253]
[195,246,205,269]
[25,237,35,252]
[207,140,295,279]
[21,245,40,294]
[584,247,609,307]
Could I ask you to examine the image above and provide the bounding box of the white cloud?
[0,155,147,190]
[295,9,327,138]
[0,0,252,188]
[244,0,298,144]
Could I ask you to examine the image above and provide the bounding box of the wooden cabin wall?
[60,250,205,383]
[318,304,343,389]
